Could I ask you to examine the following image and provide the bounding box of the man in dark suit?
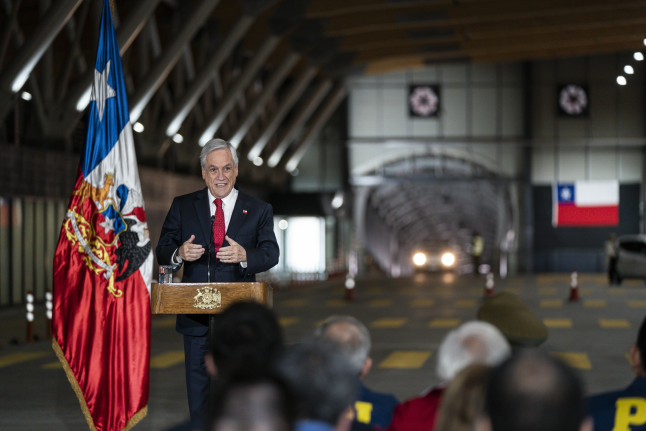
[156,138,279,429]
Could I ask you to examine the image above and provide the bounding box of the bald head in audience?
[476,349,591,431]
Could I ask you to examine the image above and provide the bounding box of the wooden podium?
[151,282,272,314]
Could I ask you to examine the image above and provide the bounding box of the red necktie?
[213,198,225,257]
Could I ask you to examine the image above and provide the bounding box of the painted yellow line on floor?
[584,300,606,308]
[454,299,476,308]
[151,317,176,328]
[628,301,646,308]
[411,299,435,307]
[579,288,592,296]
[599,319,631,329]
[371,318,407,328]
[399,288,417,295]
[325,299,348,307]
[364,287,386,295]
[368,299,393,307]
[281,299,310,307]
[551,352,592,370]
[543,318,572,328]
[0,352,49,368]
[539,288,557,295]
[428,318,461,328]
[379,351,431,369]
[150,351,185,369]
[42,361,63,369]
[608,290,626,296]
[503,288,522,295]
[540,299,563,308]
[279,317,300,327]
[624,280,644,286]
[469,288,484,296]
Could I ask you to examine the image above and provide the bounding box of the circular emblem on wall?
[558,84,589,116]
[409,85,440,117]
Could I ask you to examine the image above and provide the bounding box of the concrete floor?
[1,272,645,430]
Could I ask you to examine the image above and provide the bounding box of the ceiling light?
[624,65,634,74]
[172,133,184,143]
[290,168,299,176]
[617,76,627,85]
[20,91,32,101]
[278,219,288,230]
[253,157,263,166]
[634,52,644,61]
[643,38,646,46]
[76,87,92,111]
[133,122,144,133]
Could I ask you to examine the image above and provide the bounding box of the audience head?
[207,369,294,431]
[435,364,491,431]
[478,349,590,431]
[276,341,357,426]
[436,321,511,382]
[207,301,284,377]
[314,315,372,377]
[630,313,646,376]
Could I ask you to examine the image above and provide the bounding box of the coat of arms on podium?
[194,287,222,309]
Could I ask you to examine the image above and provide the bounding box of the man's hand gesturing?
[179,235,204,261]
[216,236,247,263]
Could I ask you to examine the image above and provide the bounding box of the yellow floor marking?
[503,288,522,295]
[584,300,606,308]
[150,351,184,369]
[579,288,593,296]
[411,299,435,307]
[550,352,592,370]
[368,299,393,307]
[624,280,644,286]
[599,319,631,329]
[0,352,49,368]
[314,319,328,327]
[428,318,461,328]
[539,288,557,295]
[469,288,484,296]
[279,317,300,327]
[151,317,176,328]
[370,318,407,328]
[609,290,626,296]
[325,299,348,307]
[454,299,476,308]
[540,299,563,308]
[42,361,63,369]
[399,287,417,295]
[543,318,572,328]
[379,351,431,369]
[628,301,646,308]
[281,299,309,307]
[363,287,386,295]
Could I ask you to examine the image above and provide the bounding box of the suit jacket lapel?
[194,188,211,245]
[226,191,250,241]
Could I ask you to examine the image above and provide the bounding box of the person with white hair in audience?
[315,315,399,431]
[387,321,511,431]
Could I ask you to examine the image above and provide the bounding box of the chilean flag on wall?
[52,1,152,430]
[553,180,619,227]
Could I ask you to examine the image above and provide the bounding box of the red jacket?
[386,387,445,431]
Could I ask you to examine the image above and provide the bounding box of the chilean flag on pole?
[553,180,619,227]
[52,1,152,430]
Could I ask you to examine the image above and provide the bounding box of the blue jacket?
[588,377,646,431]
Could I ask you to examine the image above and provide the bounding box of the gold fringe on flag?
[52,339,148,431]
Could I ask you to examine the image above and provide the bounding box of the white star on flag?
[90,59,116,121]
[99,216,116,234]
[561,187,572,201]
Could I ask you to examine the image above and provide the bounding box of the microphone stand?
[207,215,215,283]
[207,214,216,415]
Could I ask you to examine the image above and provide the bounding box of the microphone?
[207,215,215,283]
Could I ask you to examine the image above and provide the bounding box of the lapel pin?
[243,210,248,214]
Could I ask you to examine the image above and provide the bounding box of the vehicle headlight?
[413,253,426,266]
[441,252,455,266]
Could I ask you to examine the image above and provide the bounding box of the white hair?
[200,138,238,168]
[436,320,511,382]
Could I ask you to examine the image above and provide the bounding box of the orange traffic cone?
[484,272,494,298]
[568,270,579,301]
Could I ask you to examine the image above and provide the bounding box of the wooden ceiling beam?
[322,0,646,36]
